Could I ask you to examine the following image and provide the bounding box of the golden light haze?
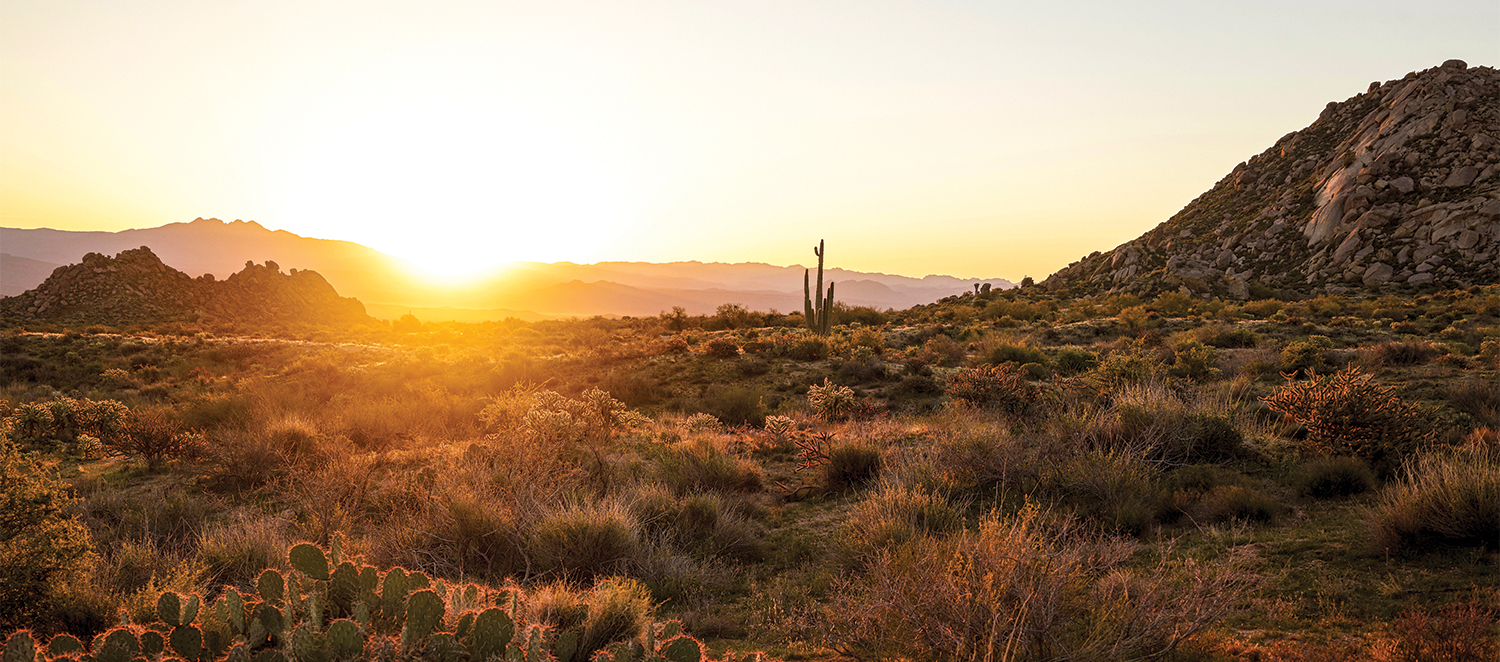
[3,1,1495,281]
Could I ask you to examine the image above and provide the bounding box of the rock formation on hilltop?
[1043,59,1500,299]
[0,247,372,328]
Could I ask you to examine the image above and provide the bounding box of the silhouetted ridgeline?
[0,246,373,328]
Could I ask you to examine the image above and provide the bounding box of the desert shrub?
[0,439,95,630]
[1293,457,1376,498]
[407,487,527,581]
[1200,325,1259,348]
[851,327,886,355]
[1093,349,1163,385]
[196,517,288,587]
[1051,450,1164,534]
[1087,385,1243,464]
[680,412,722,433]
[1196,485,1283,523]
[808,379,857,422]
[1169,340,1220,380]
[1366,340,1441,367]
[201,429,291,490]
[1446,379,1500,427]
[1368,444,1500,552]
[178,394,252,431]
[944,365,1039,415]
[1479,338,1500,368]
[1054,347,1098,375]
[700,385,764,427]
[986,342,1046,366]
[916,334,965,367]
[822,444,882,492]
[893,373,943,397]
[531,501,641,580]
[1279,335,1332,377]
[107,406,200,469]
[1262,367,1432,468]
[599,371,660,407]
[704,337,740,359]
[1379,602,1499,662]
[836,356,887,383]
[526,581,590,631]
[654,439,763,495]
[787,335,831,361]
[736,357,771,377]
[825,506,1253,661]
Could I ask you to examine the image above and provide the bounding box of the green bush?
[1279,336,1331,377]
[1054,347,1099,375]
[986,343,1046,367]
[0,439,95,630]
[1293,457,1376,498]
[788,336,831,361]
[700,386,765,427]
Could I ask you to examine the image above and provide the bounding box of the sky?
[2,1,1496,282]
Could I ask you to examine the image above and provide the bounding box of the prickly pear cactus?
[45,634,84,658]
[258,569,286,606]
[3,630,36,662]
[326,619,363,661]
[139,629,165,658]
[467,608,514,661]
[658,636,704,662]
[91,628,140,662]
[169,625,204,661]
[404,589,445,644]
[290,543,331,581]
[329,561,360,616]
[291,623,331,662]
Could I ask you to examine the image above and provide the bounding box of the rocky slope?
[1042,59,1500,299]
[0,247,372,328]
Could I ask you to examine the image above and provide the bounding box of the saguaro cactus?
[803,240,835,335]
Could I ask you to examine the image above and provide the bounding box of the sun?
[270,96,627,280]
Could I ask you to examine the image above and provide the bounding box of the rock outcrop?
[1042,59,1500,298]
[0,247,373,328]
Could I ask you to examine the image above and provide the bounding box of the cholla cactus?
[807,379,856,422]
[764,415,796,440]
[682,413,722,433]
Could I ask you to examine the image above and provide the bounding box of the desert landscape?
[2,3,1498,661]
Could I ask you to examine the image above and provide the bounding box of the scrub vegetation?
[3,283,1499,660]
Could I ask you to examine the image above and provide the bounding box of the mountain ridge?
[1041,59,1499,298]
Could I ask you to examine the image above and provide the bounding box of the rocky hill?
[1042,59,1500,299]
[0,247,373,328]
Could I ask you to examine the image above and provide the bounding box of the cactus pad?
[169,625,203,661]
[46,635,84,657]
[258,569,285,605]
[405,590,445,641]
[138,630,165,657]
[659,636,704,662]
[290,543,331,581]
[157,592,182,626]
[3,631,36,662]
[326,619,364,661]
[467,608,514,661]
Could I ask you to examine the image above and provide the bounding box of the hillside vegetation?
[3,282,1498,661]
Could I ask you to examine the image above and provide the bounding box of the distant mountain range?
[1,219,1010,319]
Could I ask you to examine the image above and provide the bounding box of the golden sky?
[3,1,1495,281]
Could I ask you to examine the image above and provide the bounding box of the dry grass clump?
[653,438,763,495]
[820,443,882,492]
[1367,441,1500,552]
[195,514,289,587]
[580,577,654,655]
[1446,379,1500,428]
[824,505,1255,660]
[1086,382,1244,464]
[843,483,961,559]
[530,500,641,580]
